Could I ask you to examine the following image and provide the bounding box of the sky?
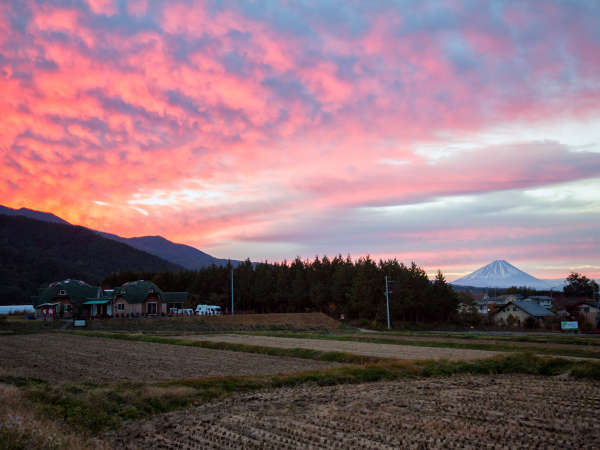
[1,0,599,280]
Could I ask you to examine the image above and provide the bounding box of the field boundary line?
[233,331,600,360]
[63,330,385,365]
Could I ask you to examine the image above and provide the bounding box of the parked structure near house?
[493,299,555,327]
[32,279,188,319]
[195,304,222,316]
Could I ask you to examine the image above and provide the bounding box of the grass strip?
[382,331,600,346]
[236,330,600,359]
[354,329,600,346]
[8,352,599,435]
[64,330,384,365]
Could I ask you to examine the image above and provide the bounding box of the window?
[117,303,125,311]
[63,304,72,313]
[59,289,66,296]
[149,288,154,293]
[146,302,157,314]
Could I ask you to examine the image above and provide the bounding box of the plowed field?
[106,375,600,449]
[175,334,502,360]
[0,334,341,383]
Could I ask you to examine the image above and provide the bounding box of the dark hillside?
[0,215,181,304]
[0,203,243,269]
[0,205,69,224]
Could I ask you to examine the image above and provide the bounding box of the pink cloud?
[1,0,600,276]
[86,0,117,17]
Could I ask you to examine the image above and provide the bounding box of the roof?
[34,280,100,307]
[35,302,60,308]
[552,296,588,310]
[115,280,163,303]
[162,292,188,302]
[83,300,111,305]
[504,300,555,317]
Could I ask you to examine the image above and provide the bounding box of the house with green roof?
[113,280,188,317]
[33,279,188,319]
[32,279,102,319]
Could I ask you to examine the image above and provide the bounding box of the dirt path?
[0,334,341,383]
[177,334,503,360]
[105,375,600,449]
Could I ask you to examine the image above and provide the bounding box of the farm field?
[172,334,503,361]
[0,334,342,383]
[105,374,600,449]
[231,330,600,360]
[84,312,340,333]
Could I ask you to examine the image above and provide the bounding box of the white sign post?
[561,321,578,331]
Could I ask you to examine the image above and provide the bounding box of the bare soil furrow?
[106,375,600,449]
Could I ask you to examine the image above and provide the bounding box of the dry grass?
[0,383,105,450]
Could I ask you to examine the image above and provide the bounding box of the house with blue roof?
[493,299,555,327]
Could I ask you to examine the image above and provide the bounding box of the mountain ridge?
[0,205,70,225]
[0,205,243,269]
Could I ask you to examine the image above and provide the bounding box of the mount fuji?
[451,260,552,290]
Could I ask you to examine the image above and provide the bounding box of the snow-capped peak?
[452,260,552,290]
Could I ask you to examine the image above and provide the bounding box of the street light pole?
[231,267,234,315]
[385,275,391,330]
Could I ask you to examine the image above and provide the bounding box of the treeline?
[103,256,459,323]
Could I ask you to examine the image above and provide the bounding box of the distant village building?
[576,302,600,328]
[493,299,554,327]
[32,279,188,319]
[527,296,553,309]
[469,293,489,315]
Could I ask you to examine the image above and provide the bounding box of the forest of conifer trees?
[103,256,460,324]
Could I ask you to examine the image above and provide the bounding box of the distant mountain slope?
[0,205,69,225]
[0,215,182,304]
[0,204,242,269]
[451,260,552,290]
[98,232,240,269]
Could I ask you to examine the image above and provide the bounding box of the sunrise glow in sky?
[1,0,599,279]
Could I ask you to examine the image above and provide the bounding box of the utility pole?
[231,267,234,315]
[385,275,391,330]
